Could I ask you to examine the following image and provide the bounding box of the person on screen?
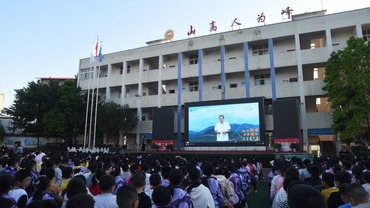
[214,115,231,141]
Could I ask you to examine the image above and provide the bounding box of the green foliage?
[166,144,174,151]
[273,143,282,150]
[43,80,86,140]
[4,81,59,137]
[323,37,370,144]
[97,102,138,139]
[289,143,299,150]
[0,122,4,140]
[150,143,160,150]
[4,80,86,141]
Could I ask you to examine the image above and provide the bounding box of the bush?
[273,143,282,150]
[166,144,174,151]
[150,143,160,151]
[289,143,299,150]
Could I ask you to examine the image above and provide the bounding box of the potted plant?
[273,143,282,152]
[290,143,299,152]
[166,144,174,152]
[150,143,160,151]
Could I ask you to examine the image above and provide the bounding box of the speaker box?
[272,98,300,139]
[152,107,174,140]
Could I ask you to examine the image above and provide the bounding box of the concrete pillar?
[158,55,163,107]
[106,64,112,100]
[119,131,124,146]
[135,59,144,151]
[326,29,333,54]
[295,33,309,151]
[103,133,108,145]
[356,24,363,38]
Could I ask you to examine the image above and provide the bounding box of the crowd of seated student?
[0,148,266,208]
[3,145,370,208]
[269,154,370,208]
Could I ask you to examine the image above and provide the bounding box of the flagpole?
[93,61,101,149]
[83,66,92,149]
[88,64,97,149]
[93,41,102,149]
[83,43,95,149]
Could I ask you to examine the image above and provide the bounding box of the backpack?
[170,185,194,208]
[229,172,245,202]
[219,177,239,206]
[0,193,17,208]
[236,169,251,196]
[246,164,257,177]
[113,178,126,195]
[201,176,225,207]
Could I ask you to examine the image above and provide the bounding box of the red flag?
[95,36,99,57]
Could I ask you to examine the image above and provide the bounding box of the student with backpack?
[186,168,214,208]
[229,164,247,208]
[169,169,193,208]
[0,174,17,208]
[246,159,258,193]
[201,163,225,208]
[214,166,239,208]
[111,165,125,195]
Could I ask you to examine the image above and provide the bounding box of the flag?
[98,41,103,63]
[95,36,99,57]
[90,42,95,64]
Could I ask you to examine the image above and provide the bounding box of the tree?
[97,102,138,143]
[4,81,59,140]
[43,80,86,141]
[0,121,4,140]
[323,37,370,144]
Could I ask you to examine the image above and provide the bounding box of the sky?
[188,102,260,131]
[1,0,369,109]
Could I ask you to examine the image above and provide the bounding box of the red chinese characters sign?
[187,25,196,36]
[281,6,294,19]
[152,140,174,151]
[274,138,299,144]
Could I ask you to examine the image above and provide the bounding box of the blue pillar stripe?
[177,52,182,151]
[268,38,277,100]
[220,45,226,100]
[198,49,203,102]
[243,42,251,98]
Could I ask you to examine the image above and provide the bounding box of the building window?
[169,89,175,94]
[120,66,123,74]
[289,78,298,82]
[189,81,198,92]
[241,81,247,87]
[212,85,222,90]
[363,29,370,42]
[141,116,146,121]
[230,83,237,88]
[254,74,271,86]
[127,65,131,74]
[252,44,268,56]
[189,55,198,65]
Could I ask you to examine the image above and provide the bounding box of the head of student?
[66,193,95,208]
[287,183,326,208]
[345,183,370,207]
[152,186,172,207]
[99,174,116,193]
[116,185,139,208]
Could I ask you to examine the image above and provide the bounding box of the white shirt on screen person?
[214,115,231,141]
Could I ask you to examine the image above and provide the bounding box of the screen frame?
[184,97,266,147]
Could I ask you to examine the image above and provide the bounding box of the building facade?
[77,8,370,154]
